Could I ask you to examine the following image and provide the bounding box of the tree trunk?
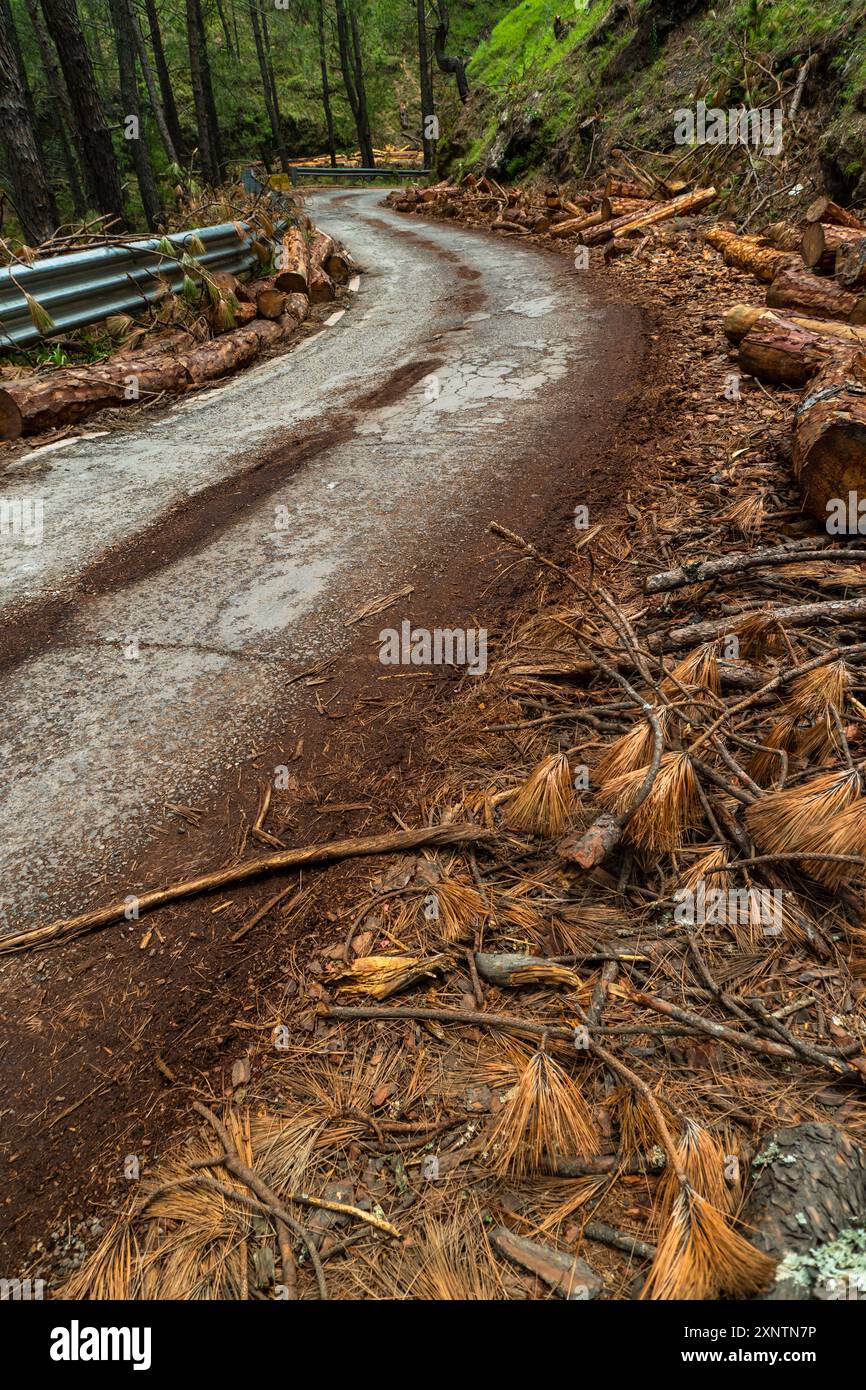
[703,225,800,280]
[416,0,434,169]
[214,0,235,54]
[144,0,187,162]
[742,1123,866,1299]
[274,226,309,293]
[195,0,224,180]
[724,303,866,349]
[259,3,282,154]
[767,266,866,324]
[793,353,866,527]
[0,0,58,242]
[109,0,161,230]
[127,0,178,166]
[738,317,851,387]
[348,1,373,166]
[40,0,126,225]
[801,221,865,273]
[248,0,287,172]
[23,0,86,217]
[185,0,219,184]
[334,0,359,157]
[432,0,468,103]
[804,196,865,231]
[308,231,335,302]
[316,0,336,166]
[0,352,189,436]
[579,186,717,245]
[835,236,866,291]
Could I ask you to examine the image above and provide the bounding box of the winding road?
[0,190,640,932]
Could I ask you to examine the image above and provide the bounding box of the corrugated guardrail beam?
[287,166,428,186]
[0,222,260,351]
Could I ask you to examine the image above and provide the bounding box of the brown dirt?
[0,242,650,1277]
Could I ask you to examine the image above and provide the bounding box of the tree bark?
[315,0,336,166]
[804,196,865,231]
[109,0,161,229]
[767,267,866,324]
[703,225,800,281]
[416,0,434,169]
[248,0,287,172]
[127,0,178,166]
[0,352,189,436]
[0,0,58,242]
[835,236,866,291]
[144,0,187,162]
[742,1123,866,1300]
[307,231,335,302]
[793,353,866,526]
[334,0,372,166]
[348,0,373,167]
[579,186,717,245]
[724,303,866,349]
[432,0,468,103]
[40,0,126,225]
[801,221,865,273]
[274,226,309,293]
[22,0,85,217]
[185,0,219,184]
[214,0,235,54]
[738,317,852,387]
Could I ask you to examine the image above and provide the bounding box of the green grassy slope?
[443,0,866,205]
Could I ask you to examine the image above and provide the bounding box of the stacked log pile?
[706,201,866,526]
[0,215,356,441]
[390,166,866,546]
[387,173,717,247]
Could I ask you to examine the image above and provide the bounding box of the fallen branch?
[644,543,865,594]
[0,823,491,954]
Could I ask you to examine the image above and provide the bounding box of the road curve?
[0,189,641,932]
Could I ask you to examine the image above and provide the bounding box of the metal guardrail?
[287,165,429,186]
[0,222,260,351]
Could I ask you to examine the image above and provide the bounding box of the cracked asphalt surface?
[0,189,640,933]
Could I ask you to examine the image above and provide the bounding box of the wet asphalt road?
[0,189,637,931]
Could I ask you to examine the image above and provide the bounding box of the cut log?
[275,226,310,294]
[804,196,866,231]
[600,195,653,220]
[767,267,865,322]
[306,240,336,305]
[322,246,351,284]
[209,270,241,296]
[231,301,257,327]
[178,326,261,385]
[724,303,866,349]
[738,318,851,387]
[235,275,277,305]
[580,186,717,246]
[801,222,864,273]
[703,226,801,282]
[793,352,866,526]
[0,390,23,440]
[551,210,605,237]
[835,236,866,291]
[742,1123,866,1300]
[758,221,803,252]
[601,177,651,200]
[247,318,289,350]
[255,288,288,319]
[0,353,189,436]
[280,292,309,325]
